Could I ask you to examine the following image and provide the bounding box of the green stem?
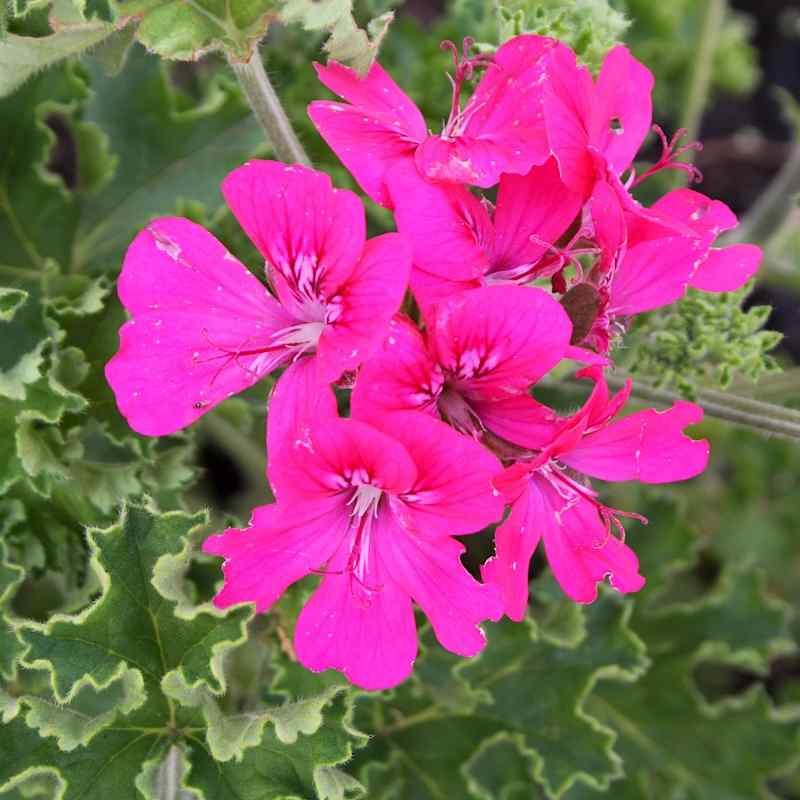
[673,0,725,183]
[728,140,800,245]
[228,48,311,166]
[606,375,800,442]
[682,0,726,140]
[155,744,184,800]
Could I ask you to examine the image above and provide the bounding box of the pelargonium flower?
[105,161,410,436]
[203,407,505,690]
[308,34,567,207]
[386,158,583,311]
[482,367,709,618]
[352,285,572,449]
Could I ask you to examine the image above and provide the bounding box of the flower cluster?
[106,35,761,690]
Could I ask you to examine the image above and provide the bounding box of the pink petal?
[542,45,596,195]
[369,411,505,537]
[308,60,426,208]
[386,160,491,311]
[268,417,418,508]
[481,485,543,621]
[266,358,338,481]
[294,520,418,691]
[536,476,645,604]
[350,315,441,422]
[381,516,502,656]
[690,244,762,292]
[609,236,701,316]
[315,232,412,382]
[470,394,559,450]
[651,188,737,238]
[590,46,654,177]
[106,217,293,436]
[222,160,365,296]
[491,159,583,274]
[203,502,347,612]
[589,178,627,272]
[430,285,572,399]
[562,400,709,484]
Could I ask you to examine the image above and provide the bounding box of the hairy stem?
[229,49,310,166]
[607,375,800,442]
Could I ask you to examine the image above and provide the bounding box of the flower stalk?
[229,48,311,166]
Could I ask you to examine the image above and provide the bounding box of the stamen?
[439,37,494,138]
[631,125,704,188]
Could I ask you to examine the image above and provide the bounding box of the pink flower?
[386,158,583,312]
[482,367,709,618]
[308,35,565,207]
[203,409,505,690]
[105,161,410,436]
[543,44,654,196]
[352,285,572,449]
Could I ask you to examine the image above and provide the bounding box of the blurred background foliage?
[1,0,799,798]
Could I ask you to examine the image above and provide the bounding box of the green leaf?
[72,46,265,271]
[352,594,647,799]
[0,539,26,681]
[2,504,362,799]
[20,504,252,700]
[118,0,279,60]
[578,569,797,799]
[0,287,27,320]
[280,0,393,74]
[0,24,116,98]
[22,668,146,751]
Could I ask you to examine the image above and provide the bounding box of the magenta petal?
[351,315,441,422]
[105,217,293,436]
[266,358,337,485]
[203,502,346,613]
[308,60,426,208]
[481,486,543,621]
[609,237,700,316]
[387,160,491,308]
[492,159,583,272]
[651,188,737,238]
[690,244,762,292]
[383,519,502,657]
[294,524,417,692]
[590,45,654,177]
[536,477,645,604]
[371,411,505,537]
[222,160,365,295]
[471,394,559,450]
[562,400,709,484]
[430,285,572,398]
[316,232,412,382]
[542,45,596,195]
